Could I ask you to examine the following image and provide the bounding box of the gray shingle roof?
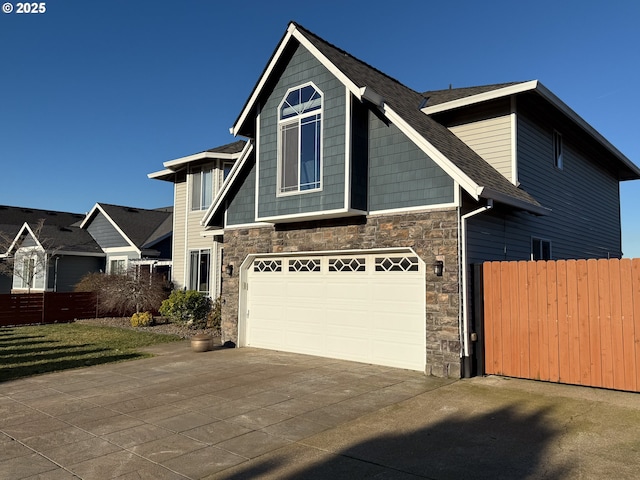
[0,205,86,239]
[205,140,247,155]
[96,204,173,249]
[292,23,543,210]
[38,224,103,254]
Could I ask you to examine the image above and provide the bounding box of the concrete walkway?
[1,341,639,479]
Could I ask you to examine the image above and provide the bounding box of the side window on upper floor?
[191,166,213,211]
[277,83,323,195]
[553,130,563,170]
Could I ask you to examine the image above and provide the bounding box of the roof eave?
[423,80,640,179]
[478,187,550,216]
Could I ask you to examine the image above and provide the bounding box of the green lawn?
[0,323,181,382]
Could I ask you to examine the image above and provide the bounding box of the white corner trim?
[344,87,351,210]
[383,106,481,199]
[510,96,519,185]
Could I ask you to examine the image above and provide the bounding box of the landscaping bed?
[74,316,220,339]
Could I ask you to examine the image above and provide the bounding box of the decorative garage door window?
[289,259,321,272]
[253,259,282,272]
[375,256,419,272]
[328,258,366,272]
[251,255,421,273]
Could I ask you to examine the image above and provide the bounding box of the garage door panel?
[246,253,426,371]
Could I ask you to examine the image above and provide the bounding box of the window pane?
[189,251,199,290]
[199,250,210,292]
[281,123,299,192]
[202,169,213,209]
[300,115,320,190]
[542,241,551,260]
[191,170,202,210]
[223,163,233,180]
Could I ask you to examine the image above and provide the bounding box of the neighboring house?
[148,141,246,297]
[0,206,104,293]
[80,203,173,282]
[150,22,640,377]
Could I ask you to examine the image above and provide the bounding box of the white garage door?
[244,252,426,371]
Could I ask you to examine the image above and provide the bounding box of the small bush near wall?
[159,290,211,329]
[130,311,154,327]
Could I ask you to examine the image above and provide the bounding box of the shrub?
[207,296,222,332]
[130,311,153,327]
[159,290,211,328]
[75,270,169,316]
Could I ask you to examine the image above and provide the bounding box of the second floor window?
[191,167,213,211]
[278,83,322,194]
[553,130,563,170]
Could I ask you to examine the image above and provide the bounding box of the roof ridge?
[292,22,418,96]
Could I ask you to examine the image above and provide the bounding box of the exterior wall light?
[433,260,444,277]
[225,264,234,276]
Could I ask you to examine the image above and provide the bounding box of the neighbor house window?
[553,130,563,169]
[109,257,127,275]
[191,166,213,210]
[20,257,35,289]
[189,249,210,293]
[532,237,552,260]
[278,83,322,194]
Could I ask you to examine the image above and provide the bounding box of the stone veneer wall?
[220,208,461,378]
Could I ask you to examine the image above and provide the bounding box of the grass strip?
[0,323,180,382]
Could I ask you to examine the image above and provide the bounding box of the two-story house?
[151,22,639,378]
[148,141,246,297]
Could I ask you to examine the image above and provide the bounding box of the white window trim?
[108,255,128,275]
[190,164,214,211]
[188,248,211,295]
[276,81,324,197]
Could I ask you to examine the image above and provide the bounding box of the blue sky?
[1,0,639,255]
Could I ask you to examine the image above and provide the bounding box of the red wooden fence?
[0,292,97,326]
[483,258,640,392]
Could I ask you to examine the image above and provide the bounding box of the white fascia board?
[232,26,296,136]
[163,151,242,170]
[534,82,639,175]
[148,169,174,180]
[84,204,141,254]
[79,203,100,229]
[231,23,367,137]
[257,208,367,224]
[7,223,41,254]
[201,229,225,237]
[201,141,255,227]
[383,106,481,200]
[421,80,539,115]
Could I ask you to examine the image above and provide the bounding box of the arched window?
[278,83,322,194]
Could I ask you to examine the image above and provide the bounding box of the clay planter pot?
[190,333,213,352]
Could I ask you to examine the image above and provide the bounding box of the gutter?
[459,199,493,378]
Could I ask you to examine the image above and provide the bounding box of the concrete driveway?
[1,340,639,479]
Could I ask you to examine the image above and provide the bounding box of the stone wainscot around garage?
[220,208,461,378]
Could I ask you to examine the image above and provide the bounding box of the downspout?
[460,199,493,377]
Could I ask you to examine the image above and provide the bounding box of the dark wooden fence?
[0,292,97,326]
[482,258,640,393]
